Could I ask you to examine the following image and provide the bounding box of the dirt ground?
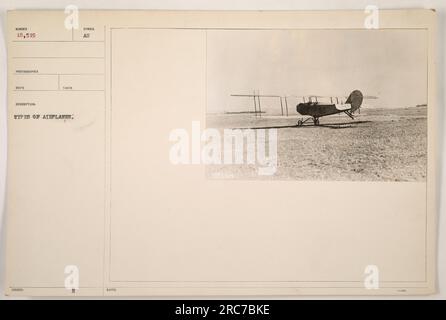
[205,106,427,181]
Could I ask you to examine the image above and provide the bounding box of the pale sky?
[206,29,428,114]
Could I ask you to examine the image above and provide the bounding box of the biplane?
[231,90,377,126]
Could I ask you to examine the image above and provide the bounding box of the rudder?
[346,90,363,113]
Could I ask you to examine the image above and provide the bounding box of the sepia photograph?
[206,29,428,181]
[1,8,440,299]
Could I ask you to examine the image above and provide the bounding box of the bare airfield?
[206,106,427,181]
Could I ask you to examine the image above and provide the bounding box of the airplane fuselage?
[296,102,350,118]
[295,90,363,125]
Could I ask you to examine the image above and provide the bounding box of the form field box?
[13,74,58,91]
[59,74,104,91]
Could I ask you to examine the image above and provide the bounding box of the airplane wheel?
[313,118,319,126]
[297,120,303,126]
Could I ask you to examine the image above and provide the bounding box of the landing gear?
[297,117,319,127]
[343,110,355,120]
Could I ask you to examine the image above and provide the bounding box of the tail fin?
[346,90,363,113]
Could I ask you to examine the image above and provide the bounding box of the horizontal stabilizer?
[335,103,351,111]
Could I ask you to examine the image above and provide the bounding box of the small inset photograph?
[205,29,428,181]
